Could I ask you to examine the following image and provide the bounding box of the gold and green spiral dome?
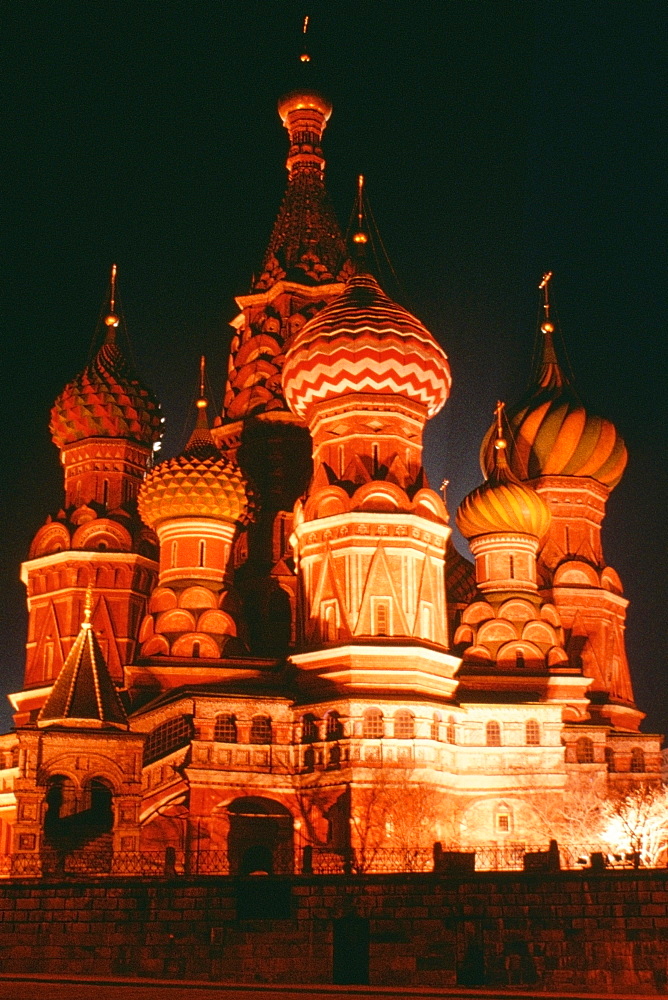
[457,439,551,541]
[480,329,627,489]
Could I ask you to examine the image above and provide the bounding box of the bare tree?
[601,784,668,868]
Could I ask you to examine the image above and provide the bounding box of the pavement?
[0,974,654,1000]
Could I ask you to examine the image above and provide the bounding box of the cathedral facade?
[0,78,661,875]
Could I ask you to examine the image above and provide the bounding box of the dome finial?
[539,270,553,331]
[82,584,93,629]
[300,14,310,62]
[197,354,207,410]
[104,263,120,341]
[352,174,369,259]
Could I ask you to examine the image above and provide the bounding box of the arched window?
[143,716,193,765]
[486,721,501,747]
[301,714,319,744]
[431,712,441,741]
[525,719,540,746]
[447,716,456,745]
[605,746,615,772]
[630,747,645,773]
[214,714,237,743]
[576,736,594,764]
[394,710,414,740]
[325,710,343,741]
[375,602,389,636]
[362,708,384,740]
[250,715,272,745]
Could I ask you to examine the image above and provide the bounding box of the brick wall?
[0,871,666,993]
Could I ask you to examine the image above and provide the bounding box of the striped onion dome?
[457,439,551,541]
[282,273,451,421]
[480,328,627,489]
[138,405,255,529]
[51,337,162,449]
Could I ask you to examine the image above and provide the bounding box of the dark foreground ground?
[0,974,651,1000]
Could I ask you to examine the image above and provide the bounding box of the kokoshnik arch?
[0,65,661,874]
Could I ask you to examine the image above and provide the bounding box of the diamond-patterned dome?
[50,341,162,448]
[138,450,255,528]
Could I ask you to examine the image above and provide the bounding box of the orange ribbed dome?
[50,340,162,449]
[480,331,627,489]
[457,443,551,540]
[282,273,451,420]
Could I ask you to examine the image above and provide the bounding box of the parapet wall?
[0,870,666,994]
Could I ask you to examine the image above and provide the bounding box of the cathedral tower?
[14,270,162,725]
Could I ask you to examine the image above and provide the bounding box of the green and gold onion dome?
[480,321,627,489]
[458,417,551,541]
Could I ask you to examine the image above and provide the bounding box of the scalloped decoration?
[453,624,474,646]
[149,588,178,613]
[540,604,562,627]
[522,620,558,646]
[138,615,155,643]
[476,619,518,645]
[178,586,217,609]
[411,488,448,523]
[303,485,349,521]
[601,566,624,595]
[553,560,600,587]
[547,646,570,667]
[461,602,496,626]
[171,633,220,658]
[141,635,170,657]
[462,645,492,664]
[72,518,133,552]
[30,522,71,558]
[496,640,544,669]
[155,609,196,634]
[497,599,538,623]
[197,609,236,635]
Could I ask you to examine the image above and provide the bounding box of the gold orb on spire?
[104,313,119,328]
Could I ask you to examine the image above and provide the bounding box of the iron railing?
[0,843,658,878]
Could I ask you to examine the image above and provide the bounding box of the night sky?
[1,2,665,736]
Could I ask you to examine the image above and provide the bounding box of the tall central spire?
[253,54,349,291]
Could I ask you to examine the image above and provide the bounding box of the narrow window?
[363,709,384,740]
[509,555,514,578]
[325,711,343,740]
[394,710,414,740]
[214,714,237,743]
[250,715,272,744]
[630,748,645,773]
[192,640,200,658]
[497,813,510,833]
[525,719,540,746]
[576,737,594,763]
[604,746,615,772]
[431,712,441,741]
[198,539,206,567]
[376,602,388,636]
[171,541,178,568]
[447,716,456,745]
[102,479,109,507]
[372,443,379,473]
[486,721,501,747]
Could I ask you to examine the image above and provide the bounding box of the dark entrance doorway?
[227,796,293,874]
[333,914,370,985]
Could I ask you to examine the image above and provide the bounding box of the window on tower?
[486,721,501,747]
[394,710,414,740]
[363,708,384,740]
[250,715,273,745]
[214,714,237,743]
[575,737,595,764]
[525,719,540,745]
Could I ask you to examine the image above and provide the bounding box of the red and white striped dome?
[282,273,451,421]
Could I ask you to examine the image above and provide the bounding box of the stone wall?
[0,870,666,994]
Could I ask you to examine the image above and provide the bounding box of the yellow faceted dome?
[138,413,255,529]
[457,442,551,541]
[480,330,627,489]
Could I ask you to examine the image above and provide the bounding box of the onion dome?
[282,273,451,420]
[480,278,627,489]
[50,270,162,449]
[458,407,551,540]
[138,366,255,529]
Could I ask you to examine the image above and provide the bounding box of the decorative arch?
[226,796,294,875]
[155,609,196,634]
[303,486,349,521]
[72,519,132,552]
[30,522,71,558]
[149,588,178,613]
[178,586,217,609]
[171,633,220,658]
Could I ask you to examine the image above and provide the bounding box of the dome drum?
[468,533,541,595]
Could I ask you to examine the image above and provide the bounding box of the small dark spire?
[183,356,219,460]
[536,271,567,389]
[38,588,128,730]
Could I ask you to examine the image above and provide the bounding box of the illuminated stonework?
[0,73,661,877]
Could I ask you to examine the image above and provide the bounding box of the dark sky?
[1,2,665,736]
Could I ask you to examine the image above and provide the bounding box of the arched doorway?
[227,796,294,874]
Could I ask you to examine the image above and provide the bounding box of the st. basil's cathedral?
[0,69,661,875]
